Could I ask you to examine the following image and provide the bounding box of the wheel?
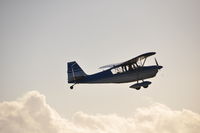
[136,86,141,90]
[143,85,148,88]
[70,86,73,89]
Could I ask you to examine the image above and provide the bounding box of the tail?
[67,61,87,83]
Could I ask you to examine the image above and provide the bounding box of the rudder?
[67,61,87,83]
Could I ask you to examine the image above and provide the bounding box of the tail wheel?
[70,83,77,90]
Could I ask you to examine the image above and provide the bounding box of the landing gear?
[129,81,151,90]
[143,85,148,88]
[70,86,74,89]
[135,86,141,90]
[70,83,76,90]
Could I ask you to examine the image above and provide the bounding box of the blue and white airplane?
[67,52,162,90]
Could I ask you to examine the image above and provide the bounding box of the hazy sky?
[1,0,200,121]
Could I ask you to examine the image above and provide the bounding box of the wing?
[117,52,156,66]
[99,52,156,69]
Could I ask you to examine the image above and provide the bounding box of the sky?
[0,0,200,132]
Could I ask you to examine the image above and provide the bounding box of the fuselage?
[76,65,160,84]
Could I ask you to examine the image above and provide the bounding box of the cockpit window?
[111,66,123,74]
[111,64,137,75]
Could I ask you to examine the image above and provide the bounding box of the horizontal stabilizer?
[99,62,122,69]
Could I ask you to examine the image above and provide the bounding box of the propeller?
[155,58,163,70]
[155,58,158,66]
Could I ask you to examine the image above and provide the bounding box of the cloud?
[0,91,200,133]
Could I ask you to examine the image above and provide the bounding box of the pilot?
[122,66,126,72]
[128,65,133,71]
[132,64,136,69]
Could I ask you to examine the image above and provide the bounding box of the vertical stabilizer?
[67,61,87,83]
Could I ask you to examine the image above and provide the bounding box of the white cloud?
[0,91,200,133]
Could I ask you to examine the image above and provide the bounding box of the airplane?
[67,52,163,90]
